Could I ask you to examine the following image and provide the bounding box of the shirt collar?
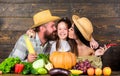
[35,33,42,46]
[35,33,48,47]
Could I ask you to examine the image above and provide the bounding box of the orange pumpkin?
[50,51,76,70]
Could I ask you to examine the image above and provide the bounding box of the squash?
[49,51,76,70]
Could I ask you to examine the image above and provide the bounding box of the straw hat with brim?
[31,10,60,28]
[72,15,93,41]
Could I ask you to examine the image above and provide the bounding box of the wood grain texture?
[0,0,120,3]
[70,3,120,18]
[0,3,120,18]
[0,3,70,17]
[0,31,25,44]
[0,18,33,31]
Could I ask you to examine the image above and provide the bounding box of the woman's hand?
[90,37,99,49]
[95,45,108,56]
[26,29,35,38]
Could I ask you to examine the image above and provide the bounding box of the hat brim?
[72,15,92,41]
[31,16,60,29]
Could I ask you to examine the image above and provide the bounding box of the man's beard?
[44,31,57,41]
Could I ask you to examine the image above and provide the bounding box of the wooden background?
[0,0,120,62]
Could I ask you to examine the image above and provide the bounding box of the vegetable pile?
[31,54,53,75]
[0,54,53,75]
[0,57,21,74]
[0,52,85,76]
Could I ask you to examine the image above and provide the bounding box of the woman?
[68,15,106,56]
[69,15,120,71]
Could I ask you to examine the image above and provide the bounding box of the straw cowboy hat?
[72,15,93,41]
[31,10,60,28]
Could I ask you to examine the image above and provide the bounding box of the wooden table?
[0,71,120,76]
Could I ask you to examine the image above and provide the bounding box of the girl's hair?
[56,17,72,29]
[55,17,72,51]
[74,24,90,47]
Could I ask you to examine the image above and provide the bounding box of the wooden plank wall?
[0,0,120,62]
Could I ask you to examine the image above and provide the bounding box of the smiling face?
[68,24,77,40]
[44,21,57,40]
[57,22,69,40]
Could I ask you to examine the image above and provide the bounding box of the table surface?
[0,71,120,76]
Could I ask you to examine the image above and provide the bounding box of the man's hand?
[27,53,37,63]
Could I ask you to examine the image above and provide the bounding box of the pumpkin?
[49,51,76,70]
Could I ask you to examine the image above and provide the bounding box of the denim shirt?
[9,33,51,61]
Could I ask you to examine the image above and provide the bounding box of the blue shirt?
[9,33,51,61]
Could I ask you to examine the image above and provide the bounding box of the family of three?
[9,10,120,70]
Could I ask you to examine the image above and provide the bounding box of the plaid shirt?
[9,33,51,61]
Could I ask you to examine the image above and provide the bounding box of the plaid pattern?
[9,33,51,61]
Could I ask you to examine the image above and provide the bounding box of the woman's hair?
[70,24,90,56]
[74,24,90,47]
[55,17,72,51]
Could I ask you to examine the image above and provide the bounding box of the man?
[9,10,60,62]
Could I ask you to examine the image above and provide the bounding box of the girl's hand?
[26,29,35,38]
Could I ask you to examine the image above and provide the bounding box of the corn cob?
[24,34,35,54]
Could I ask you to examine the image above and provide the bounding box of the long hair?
[70,24,90,56]
[68,39,78,56]
[55,17,72,51]
[74,24,90,47]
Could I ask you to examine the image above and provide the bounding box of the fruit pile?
[72,59,112,76]
[87,67,112,76]
[72,59,94,74]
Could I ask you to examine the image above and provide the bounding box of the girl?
[50,17,73,53]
